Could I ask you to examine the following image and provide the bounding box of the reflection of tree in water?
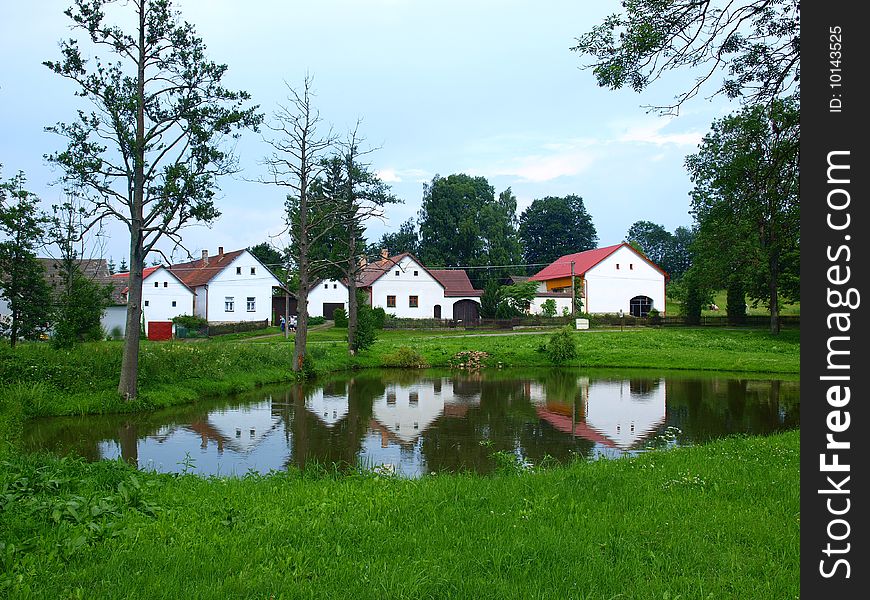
[665,377,799,444]
[420,373,594,474]
[629,378,660,399]
[276,374,382,472]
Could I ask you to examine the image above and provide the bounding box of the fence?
[383,314,799,330]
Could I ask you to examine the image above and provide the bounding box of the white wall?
[372,382,445,444]
[101,305,127,337]
[204,251,278,323]
[529,295,574,316]
[141,268,194,333]
[307,279,349,318]
[370,256,450,318]
[583,246,666,315]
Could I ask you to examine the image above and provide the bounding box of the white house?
[530,243,667,316]
[307,252,483,321]
[169,247,284,324]
[111,265,194,336]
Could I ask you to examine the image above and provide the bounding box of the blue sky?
[1,0,735,267]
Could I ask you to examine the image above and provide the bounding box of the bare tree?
[261,76,337,373]
[45,0,261,399]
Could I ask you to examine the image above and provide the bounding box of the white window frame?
[246,297,256,312]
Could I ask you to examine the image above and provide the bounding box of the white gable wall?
[370,256,448,318]
[307,279,349,318]
[529,295,574,316]
[141,268,194,332]
[583,245,665,314]
[203,251,278,323]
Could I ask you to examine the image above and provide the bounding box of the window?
[630,264,634,270]
[395,270,400,276]
[225,297,234,312]
[247,297,256,312]
[413,270,419,276]
[386,295,396,308]
[236,267,242,275]
[409,295,418,308]
[171,301,176,307]
[250,267,256,275]
[154,281,158,287]
[409,391,418,406]
[324,283,329,289]
[163,281,168,287]
[333,284,337,289]
[387,391,396,406]
[144,300,149,307]
[616,263,620,270]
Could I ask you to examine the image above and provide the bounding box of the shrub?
[381,346,429,369]
[171,314,207,330]
[371,307,387,330]
[308,316,326,326]
[540,298,557,318]
[332,308,348,328]
[546,326,578,364]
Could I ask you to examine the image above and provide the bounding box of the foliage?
[44,0,261,398]
[171,314,207,330]
[518,195,598,267]
[625,221,695,280]
[0,170,53,345]
[572,0,800,114]
[374,218,419,256]
[332,308,348,328]
[52,267,112,348]
[497,281,539,317]
[352,292,377,352]
[686,97,799,333]
[417,175,522,285]
[479,279,500,319]
[545,327,578,364]
[371,307,387,330]
[380,346,429,369]
[308,316,326,326]
[248,242,289,283]
[540,298,557,318]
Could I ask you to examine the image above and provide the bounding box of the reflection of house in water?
[531,377,666,455]
[303,388,350,428]
[175,400,282,454]
[371,379,480,447]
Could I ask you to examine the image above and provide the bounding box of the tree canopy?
[572,0,800,114]
[45,0,261,398]
[518,195,598,267]
[686,97,799,332]
[625,220,694,280]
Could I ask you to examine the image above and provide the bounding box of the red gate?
[147,321,173,341]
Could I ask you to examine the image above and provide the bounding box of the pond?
[23,369,799,477]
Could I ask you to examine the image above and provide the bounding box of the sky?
[0,0,737,268]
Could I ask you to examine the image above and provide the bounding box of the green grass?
[666,290,801,317]
[0,430,799,599]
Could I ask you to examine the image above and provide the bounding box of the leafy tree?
[572,0,800,114]
[625,220,694,279]
[518,195,598,267]
[374,218,419,256]
[48,197,112,348]
[262,76,336,373]
[664,226,695,280]
[353,290,378,352]
[418,175,522,285]
[540,298,557,318]
[686,98,799,333]
[45,0,261,399]
[496,281,539,317]
[0,171,53,346]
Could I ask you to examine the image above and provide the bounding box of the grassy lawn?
[0,430,799,599]
[0,326,800,598]
[666,290,800,317]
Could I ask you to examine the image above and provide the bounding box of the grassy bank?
[0,327,798,422]
[0,429,799,599]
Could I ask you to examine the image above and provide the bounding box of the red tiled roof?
[355,252,413,287]
[429,270,483,297]
[529,244,624,281]
[168,249,246,288]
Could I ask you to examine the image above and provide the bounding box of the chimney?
[218,246,224,257]
[201,249,208,266]
[359,256,368,267]
[380,248,388,260]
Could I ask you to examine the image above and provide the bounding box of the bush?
[171,314,207,330]
[381,346,429,369]
[371,307,387,330]
[308,316,326,326]
[540,299,557,318]
[353,294,377,352]
[332,308,348,328]
[546,326,578,364]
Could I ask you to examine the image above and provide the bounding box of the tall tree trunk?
[118,3,147,401]
[769,254,780,334]
[346,227,358,355]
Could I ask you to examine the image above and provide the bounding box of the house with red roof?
[308,251,484,321]
[111,265,194,337]
[168,247,284,324]
[530,243,667,317]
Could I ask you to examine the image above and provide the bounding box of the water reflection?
[22,370,799,477]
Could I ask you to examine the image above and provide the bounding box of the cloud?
[483,150,596,183]
[616,118,704,147]
[376,168,431,184]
